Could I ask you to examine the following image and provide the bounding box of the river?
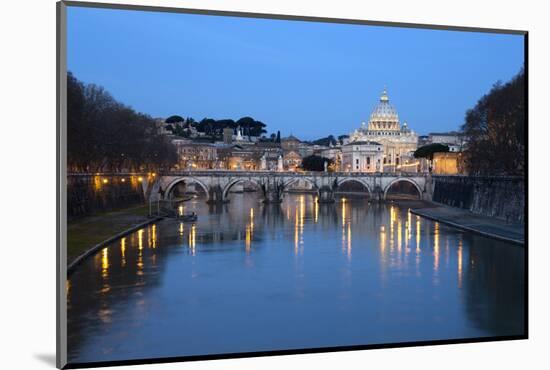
[67,193,525,364]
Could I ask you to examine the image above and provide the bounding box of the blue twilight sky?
[67,6,524,140]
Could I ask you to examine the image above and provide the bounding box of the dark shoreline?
[67,216,163,276]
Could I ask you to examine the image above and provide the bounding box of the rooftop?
[282,135,301,142]
[369,89,399,123]
[345,140,382,146]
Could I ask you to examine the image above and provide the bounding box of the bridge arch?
[383,177,422,200]
[336,178,372,196]
[164,177,210,200]
[283,177,319,191]
[222,178,263,200]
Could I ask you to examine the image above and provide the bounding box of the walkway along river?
[66,193,525,364]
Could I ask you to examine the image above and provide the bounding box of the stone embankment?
[432,175,524,224]
[410,203,524,245]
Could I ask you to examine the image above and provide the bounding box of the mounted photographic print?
[56,1,527,368]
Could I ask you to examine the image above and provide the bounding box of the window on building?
[367,157,370,165]
[356,159,359,165]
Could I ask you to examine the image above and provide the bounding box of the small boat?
[178,213,198,222]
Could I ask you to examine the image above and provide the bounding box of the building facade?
[283,150,302,171]
[428,132,466,152]
[432,152,462,174]
[341,141,383,172]
[281,135,301,152]
[172,141,218,169]
[348,89,418,172]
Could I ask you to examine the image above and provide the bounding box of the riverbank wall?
[431,175,525,223]
[67,174,150,220]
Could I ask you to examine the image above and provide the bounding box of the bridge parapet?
[159,170,429,178]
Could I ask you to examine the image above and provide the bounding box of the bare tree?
[461,68,525,176]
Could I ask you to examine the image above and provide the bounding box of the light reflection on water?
[67,193,524,364]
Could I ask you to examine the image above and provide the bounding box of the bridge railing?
[157,170,429,177]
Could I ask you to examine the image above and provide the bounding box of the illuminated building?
[348,89,418,172]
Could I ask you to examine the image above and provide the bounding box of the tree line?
[301,155,334,171]
[461,68,525,176]
[165,115,268,139]
[67,72,178,172]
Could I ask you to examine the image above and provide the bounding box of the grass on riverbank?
[67,204,150,264]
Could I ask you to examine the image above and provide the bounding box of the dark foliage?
[236,116,267,137]
[461,69,525,175]
[67,72,178,172]
[311,135,337,146]
[301,155,333,171]
[414,143,449,160]
[191,116,266,139]
[338,135,349,144]
[165,115,185,124]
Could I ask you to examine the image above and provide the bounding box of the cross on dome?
[380,87,389,102]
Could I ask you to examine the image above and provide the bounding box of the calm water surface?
[67,193,524,363]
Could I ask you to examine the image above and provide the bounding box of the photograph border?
[56,1,529,368]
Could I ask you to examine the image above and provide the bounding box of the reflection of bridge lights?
[299,196,305,232]
[189,224,196,254]
[151,224,157,249]
[120,237,126,267]
[178,205,184,216]
[458,237,463,288]
[245,225,251,252]
[434,222,440,272]
[397,220,402,252]
[138,229,144,251]
[314,197,319,223]
[101,247,109,278]
[341,200,346,227]
[294,207,299,254]
[407,211,412,239]
[178,222,184,236]
[389,207,395,251]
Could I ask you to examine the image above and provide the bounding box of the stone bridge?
[152,171,433,204]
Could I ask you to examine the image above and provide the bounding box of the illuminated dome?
[368,89,400,131]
